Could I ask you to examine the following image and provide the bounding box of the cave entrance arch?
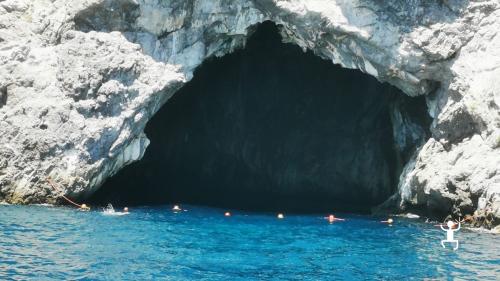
[91,22,426,213]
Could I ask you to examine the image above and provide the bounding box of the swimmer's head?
[224,212,231,217]
[387,218,394,224]
[123,207,129,212]
[172,205,181,211]
[277,213,284,219]
[81,204,88,209]
[447,220,454,228]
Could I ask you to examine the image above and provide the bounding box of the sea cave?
[90,22,430,213]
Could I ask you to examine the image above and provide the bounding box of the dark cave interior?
[89,22,430,213]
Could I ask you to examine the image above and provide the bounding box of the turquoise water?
[0,205,499,280]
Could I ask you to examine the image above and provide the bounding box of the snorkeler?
[104,203,115,213]
[102,204,129,216]
[325,214,345,223]
[381,218,394,225]
[79,204,90,211]
[440,220,460,250]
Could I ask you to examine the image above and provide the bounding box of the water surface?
[0,205,498,280]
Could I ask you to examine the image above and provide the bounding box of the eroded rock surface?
[0,0,499,227]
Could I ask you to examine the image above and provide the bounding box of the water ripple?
[0,205,499,280]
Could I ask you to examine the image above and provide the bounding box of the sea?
[0,204,499,280]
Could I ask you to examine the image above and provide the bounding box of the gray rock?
[0,0,498,227]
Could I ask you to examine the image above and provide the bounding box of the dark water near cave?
[1,205,499,280]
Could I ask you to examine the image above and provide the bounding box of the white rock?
[0,0,498,228]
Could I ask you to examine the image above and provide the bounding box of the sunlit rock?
[0,0,498,227]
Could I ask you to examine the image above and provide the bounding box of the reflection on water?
[0,205,499,280]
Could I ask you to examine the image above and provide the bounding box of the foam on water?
[0,204,499,280]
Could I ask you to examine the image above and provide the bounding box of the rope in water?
[46,178,84,208]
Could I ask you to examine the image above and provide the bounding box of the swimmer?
[102,204,129,216]
[325,214,345,223]
[440,220,460,250]
[381,218,394,225]
[172,205,181,212]
[277,213,285,219]
[224,212,231,217]
[79,204,90,211]
[104,203,115,213]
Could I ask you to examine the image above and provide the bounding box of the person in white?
[102,203,129,216]
[441,220,460,250]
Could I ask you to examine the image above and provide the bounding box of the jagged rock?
[0,0,499,227]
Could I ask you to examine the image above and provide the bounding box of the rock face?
[0,1,499,226]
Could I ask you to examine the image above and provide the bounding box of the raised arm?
[440,224,446,231]
[454,222,461,231]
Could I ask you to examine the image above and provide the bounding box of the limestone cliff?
[0,0,499,227]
